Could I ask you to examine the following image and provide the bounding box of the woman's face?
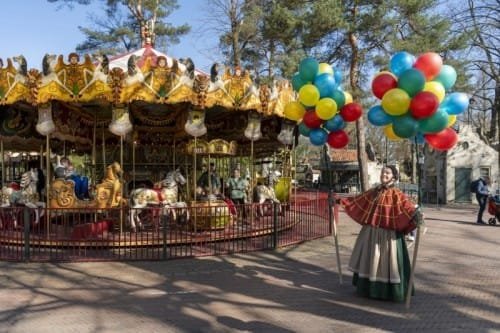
[380,167,395,185]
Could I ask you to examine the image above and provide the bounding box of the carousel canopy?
[0,46,295,155]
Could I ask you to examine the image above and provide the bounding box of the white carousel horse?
[0,169,45,228]
[12,55,28,84]
[253,170,281,217]
[77,54,109,95]
[129,169,188,232]
[41,54,73,95]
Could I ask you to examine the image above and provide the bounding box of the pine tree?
[48,0,190,54]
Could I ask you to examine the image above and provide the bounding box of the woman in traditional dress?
[342,165,423,302]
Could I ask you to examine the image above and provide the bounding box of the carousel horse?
[0,169,45,228]
[12,55,28,83]
[253,170,281,217]
[129,169,188,232]
[77,53,109,95]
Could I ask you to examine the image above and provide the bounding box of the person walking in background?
[341,165,423,302]
[475,176,490,224]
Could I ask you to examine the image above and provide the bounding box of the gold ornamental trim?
[185,139,237,156]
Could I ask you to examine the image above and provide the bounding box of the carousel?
[0,37,318,261]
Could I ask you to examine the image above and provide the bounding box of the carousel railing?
[0,195,334,262]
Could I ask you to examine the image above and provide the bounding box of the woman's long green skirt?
[349,225,413,302]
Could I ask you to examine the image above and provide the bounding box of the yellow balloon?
[447,114,457,127]
[344,91,353,104]
[318,63,334,75]
[315,98,338,120]
[423,81,445,103]
[299,84,320,107]
[284,101,306,121]
[381,88,411,116]
[384,124,402,141]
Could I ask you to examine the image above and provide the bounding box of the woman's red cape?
[341,186,417,234]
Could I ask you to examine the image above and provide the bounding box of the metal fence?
[0,194,337,262]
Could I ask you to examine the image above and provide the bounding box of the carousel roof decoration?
[0,42,296,153]
[0,56,34,105]
[37,53,113,104]
[185,138,237,156]
[0,46,294,114]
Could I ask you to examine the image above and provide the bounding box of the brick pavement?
[0,205,499,333]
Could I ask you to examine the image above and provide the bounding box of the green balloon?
[398,68,425,97]
[299,57,319,82]
[392,114,418,138]
[329,90,346,109]
[418,110,449,133]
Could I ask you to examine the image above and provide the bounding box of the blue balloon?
[333,68,342,85]
[367,105,393,126]
[440,92,469,115]
[435,65,457,91]
[390,52,416,77]
[314,73,336,98]
[309,128,328,146]
[299,57,319,82]
[324,115,345,132]
[298,122,312,137]
[292,72,306,92]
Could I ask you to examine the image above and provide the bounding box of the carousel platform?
[0,192,332,261]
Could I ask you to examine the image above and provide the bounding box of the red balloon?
[327,130,349,149]
[424,128,458,151]
[371,73,398,99]
[302,110,323,129]
[340,103,363,122]
[413,52,443,80]
[410,92,439,119]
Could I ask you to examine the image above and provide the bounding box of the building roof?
[329,149,358,162]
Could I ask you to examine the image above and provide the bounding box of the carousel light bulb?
[109,105,133,137]
[35,103,55,136]
[278,119,296,145]
[185,109,207,137]
[244,111,262,141]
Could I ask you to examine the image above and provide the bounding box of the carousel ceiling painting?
[0,46,295,154]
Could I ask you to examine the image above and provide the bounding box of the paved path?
[0,205,499,333]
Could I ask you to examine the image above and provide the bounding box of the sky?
[0,0,219,72]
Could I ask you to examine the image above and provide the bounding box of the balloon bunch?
[284,57,363,149]
[369,51,468,151]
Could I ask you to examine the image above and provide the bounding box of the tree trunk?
[347,27,369,192]
[491,83,499,144]
[411,144,417,183]
[268,40,275,80]
[495,83,500,175]
[230,0,241,68]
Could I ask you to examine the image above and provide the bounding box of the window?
[480,167,490,179]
